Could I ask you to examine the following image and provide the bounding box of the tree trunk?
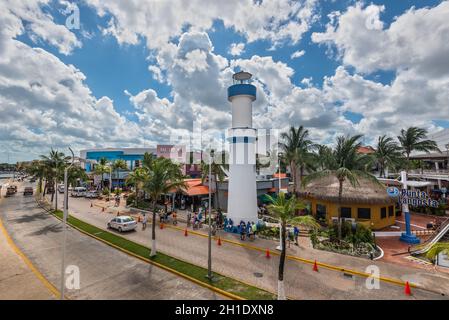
[135,185,138,208]
[337,179,343,240]
[278,222,287,300]
[379,162,384,178]
[406,153,410,173]
[38,177,43,195]
[54,180,58,211]
[50,179,54,202]
[214,174,220,211]
[290,161,298,194]
[150,200,157,257]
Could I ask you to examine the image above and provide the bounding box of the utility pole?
[206,149,213,280]
[60,147,74,300]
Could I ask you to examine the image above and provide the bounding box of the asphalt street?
[0,184,226,300]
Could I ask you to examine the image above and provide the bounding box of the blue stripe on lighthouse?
[227,84,256,101]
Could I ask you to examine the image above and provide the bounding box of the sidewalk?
[51,194,449,299]
[0,202,55,299]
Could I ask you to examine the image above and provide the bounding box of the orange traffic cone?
[313,260,319,272]
[138,216,141,222]
[217,237,222,246]
[160,223,164,230]
[265,249,270,258]
[102,207,105,212]
[90,202,93,208]
[405,281,412,296]
[184,228,188,237]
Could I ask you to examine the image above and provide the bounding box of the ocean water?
[0,173,13,180]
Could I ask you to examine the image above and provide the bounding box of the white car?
[107,216,137,232]
[85,190,99,199]
[70,187,86,197]
[58,184,65,193]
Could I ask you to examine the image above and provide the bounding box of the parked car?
[107,216,137,232]
[57,184,65,194]
[71,187,86,197]
[85,190,99,199]
[23,187,33,196]
[29,178,36,183]
[11,185,17,193]
[5,186,15,197]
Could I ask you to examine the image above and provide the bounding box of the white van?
[71,187,86,197]
[58,184,65,194]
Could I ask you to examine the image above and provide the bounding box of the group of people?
[223,218,258,241]
[186,210,203,229]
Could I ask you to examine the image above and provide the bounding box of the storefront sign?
[387,187,439,207]
[399,189,439,208]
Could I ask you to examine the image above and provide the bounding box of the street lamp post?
[60,147,74,300]
[276,153,283,251]
[109,165,112,204]
[206,150,213,280]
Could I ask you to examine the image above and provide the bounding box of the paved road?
[0,185,225,300]
[51,190,449,300]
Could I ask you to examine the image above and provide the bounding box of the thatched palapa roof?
[299,175,395,205]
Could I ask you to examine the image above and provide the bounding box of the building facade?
[80,148,157,172]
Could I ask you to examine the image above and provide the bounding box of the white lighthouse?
[227,71,258,224]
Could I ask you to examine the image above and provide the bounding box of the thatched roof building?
[299,176,395,205]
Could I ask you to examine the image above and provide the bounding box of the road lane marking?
[0,217,60,298]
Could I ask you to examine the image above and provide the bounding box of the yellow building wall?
[308,199,396,230]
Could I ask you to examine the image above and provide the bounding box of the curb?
[39,200,247,300]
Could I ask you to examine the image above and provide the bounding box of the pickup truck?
[23,187,33,196]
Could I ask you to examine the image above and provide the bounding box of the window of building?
[316,204,326,220]
[381,207,387,219]
[388,206,394,217]
[244,137,248,143]
[341,207,352,218]
[357,208,371,220]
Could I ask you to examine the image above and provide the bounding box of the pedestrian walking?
[246,222,253,240]
[240,221,246,241]
[252,221,257,239]
[287,228,293,248]
[142,214,147,230]
[294,226,299,246]
[172,211,178,225]
[187,211,192,227]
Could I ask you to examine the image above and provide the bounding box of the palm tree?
[26,160,47,195]
[201,151,228,211]
[111,159,128,189]
[426,242,449,263]
[374,135,402,177]
[279,126,314,194]
[142,157,186,257]
[266,192,319,300]
[125,167,149,207]
[304,135,379,240]
[398,127,440,171]
[40,149,68,210]
[94,158,109,190]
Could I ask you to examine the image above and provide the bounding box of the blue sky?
[1,0,449,162]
